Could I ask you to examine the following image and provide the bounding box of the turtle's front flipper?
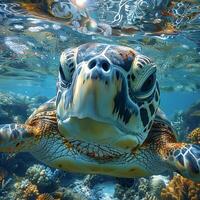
[165,143,200,182]
[0,124,31,153]
[0,108,57,153]
[148,121,200,182]
[0,97,57,154]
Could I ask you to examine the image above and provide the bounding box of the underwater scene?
[0,0,200,199]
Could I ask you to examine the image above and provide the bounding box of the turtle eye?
[59,65,67,83]
[135,72,156,99]
[59,62,75,85]
[129,54,157,99]
[141,73,156,93]
[59,49,76,85]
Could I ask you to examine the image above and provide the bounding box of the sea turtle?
[0,43,200,182]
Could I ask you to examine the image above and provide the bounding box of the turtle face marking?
[56,43,160,151]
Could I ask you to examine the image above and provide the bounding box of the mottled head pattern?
[56,43,160,151]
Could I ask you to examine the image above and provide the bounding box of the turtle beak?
[56,59,146,150]
[67,58,116,120]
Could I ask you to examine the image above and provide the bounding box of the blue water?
[161,91,200,119]
[0,0,200,199]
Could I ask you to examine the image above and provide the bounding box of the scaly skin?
[0,107,200,181]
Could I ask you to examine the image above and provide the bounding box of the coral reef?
[69,178,96,200]
[53,187,83,200]
[69,174,116,200]
[26,164,59,192]
[161,174,200,200]
[0,167,12,197]
[36,193,54,200]
[187,127,200,143]
[83,174,115,189]
[150,175,169,198]
[113,176,167,200]
[13,179,39,200]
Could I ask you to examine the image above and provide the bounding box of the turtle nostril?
[88,58,110,72]
[101,61,110,72]
[88,60,96,69]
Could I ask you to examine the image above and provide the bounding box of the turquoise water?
[0,0,200,199]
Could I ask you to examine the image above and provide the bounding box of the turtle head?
[56,43,160,151]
